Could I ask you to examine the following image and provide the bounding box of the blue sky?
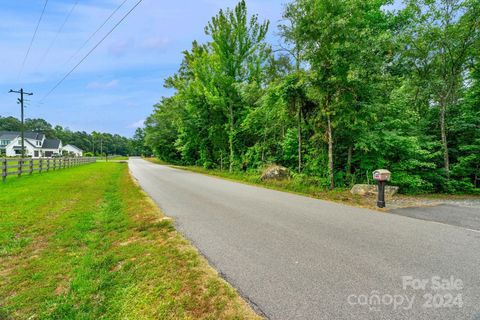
[0,0,284,136]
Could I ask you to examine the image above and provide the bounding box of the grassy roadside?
[0,163,260,319]
[144,158,375,209]
[144,158,480,210]
[96,156,129,162]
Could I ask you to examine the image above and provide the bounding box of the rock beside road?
[350,184,399,196]
[261,165,290,181]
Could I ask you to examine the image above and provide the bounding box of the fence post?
[39,159,43,173]
[18,159,22,177]
[2,159,6,182]
[53,158,56,171]
[29,159,33,175]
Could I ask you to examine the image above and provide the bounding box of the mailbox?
[373,169,391,182]
[373,169,391,208]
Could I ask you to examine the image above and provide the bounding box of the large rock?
[350,184,377,196]
[261,165,290,181]
[350,184,399,196]
[384,186,400,196]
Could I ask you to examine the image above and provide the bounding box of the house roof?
[0,131,61,150]
[64,144,83,152]
[42,139,61,149]
[11,139,38,149]
[0,131,45,141]
[0,132,19,140]
[25,139,37,148]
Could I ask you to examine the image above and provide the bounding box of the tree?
[131,127,152,156]
[290,0,393,189]
[205,0,269,171]
[0,116,22,131]
[25,118,54,136]
[402,0,480,177]
[279,2,308,172]
[144,97,182,162]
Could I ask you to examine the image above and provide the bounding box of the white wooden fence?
[1,157,97,182]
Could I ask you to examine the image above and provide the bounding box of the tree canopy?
[143,0,479,193]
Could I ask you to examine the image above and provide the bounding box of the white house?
[0,131,82,158]
[62,144,83,157]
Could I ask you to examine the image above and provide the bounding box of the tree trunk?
[327,114,334,190]
[346,145,352,185]
[297,99,302,173]
[229,104,234,173]
[439,103,450,177]
[475,164,479,188]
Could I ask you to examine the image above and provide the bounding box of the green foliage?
[0,116,22,131]
[143,0,480,194]
[131,127,152,157]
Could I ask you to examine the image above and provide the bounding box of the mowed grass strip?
[145,158,371,209]
[0,163,260,320]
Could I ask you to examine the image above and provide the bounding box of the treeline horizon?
[0,116,146,156]
[143,0,479,194]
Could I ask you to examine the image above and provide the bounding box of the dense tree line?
[0,116,137,156]
[143,0,480,193]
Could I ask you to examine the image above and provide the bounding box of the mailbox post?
[373,169,391,208]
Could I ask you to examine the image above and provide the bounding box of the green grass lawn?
[107,156,129,161]
[0,163,260,320]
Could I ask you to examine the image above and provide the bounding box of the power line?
[19,0,49,80]
[41,0,143,102]
[38,0,79,68]
[63,0,129,67]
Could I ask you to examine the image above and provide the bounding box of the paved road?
[129,158,480,320]
[391,204,480,231]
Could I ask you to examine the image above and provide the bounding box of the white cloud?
[141,37,170,50]
[108,38,134,57]
[86,79,119,89]
[128,119,145,129]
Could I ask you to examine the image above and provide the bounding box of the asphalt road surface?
[391,204,480,232]
[129,158,480,320]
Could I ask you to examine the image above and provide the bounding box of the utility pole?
[9,89,33,158]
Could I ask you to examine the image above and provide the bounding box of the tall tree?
[291,0,392,189]
[205,0,269,171]
[402,0,480,177]
[279,3,308,172]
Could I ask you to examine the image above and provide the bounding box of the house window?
[34,151,39,157]
[0,140,9,145]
